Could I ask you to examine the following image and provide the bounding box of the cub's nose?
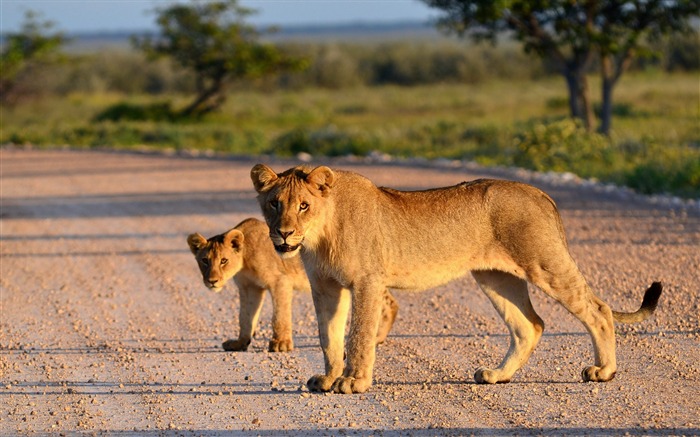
[207,278,219,286]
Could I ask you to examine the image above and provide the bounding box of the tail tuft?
[641,281,663,313]
[612,282,663,324]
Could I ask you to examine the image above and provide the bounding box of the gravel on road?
[1,148,698,435]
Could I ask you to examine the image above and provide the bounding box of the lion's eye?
[201,259,210,266]
[269,200,279,210]
[221,258,228,265]
[299,202,309,211]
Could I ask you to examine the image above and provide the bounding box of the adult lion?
[188,218,398,353]
[251,164,662,394]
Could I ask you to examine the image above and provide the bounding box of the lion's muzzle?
[275,243,301,254]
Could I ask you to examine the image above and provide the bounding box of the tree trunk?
[599,77,614,135]
[564,67,594,131]
[181,74,226,117]
[599,51,633,136]
[579,73,594,131]
[564,72,582,119]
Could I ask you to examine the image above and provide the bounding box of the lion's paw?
[331,376,372,394]
[582,366,616,382]
[222,338,250,352]
[474,367,510,384]
[268,338,294,352]
[307,374,336,392]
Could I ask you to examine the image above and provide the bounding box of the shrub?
[512,119,617,177]
[271,126,378,157]
[94,102,178,122]
[624,145,700,197]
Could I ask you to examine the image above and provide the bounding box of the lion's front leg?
[268,279,294,352]
[307,277,350,392]
[331,280,384,394]
[225,280,265,351]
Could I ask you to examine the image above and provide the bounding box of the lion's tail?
[612,282,663,324]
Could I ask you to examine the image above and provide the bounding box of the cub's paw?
[268,338,294,352]
[582,366,616,382]
[474,367,510,384]
[307,374,337,392]
[222,338,250,352]
[331,376,372,394]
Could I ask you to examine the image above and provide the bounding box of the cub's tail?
[612,282,662,324]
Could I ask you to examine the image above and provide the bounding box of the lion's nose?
[277,229,294,240]
[207,278,219,286]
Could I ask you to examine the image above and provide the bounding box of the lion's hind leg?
[529,260,617,382]
[375,289,399,345]
[472,270,544,384]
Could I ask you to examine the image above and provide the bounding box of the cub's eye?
[299,202,309,211]
[201,259,210,266]
[269,200,279,210]
[221,258,228,265]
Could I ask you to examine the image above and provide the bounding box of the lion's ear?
[306,166,335,196]
[187,233,208,254]
[250,164,278,193]
[223,229,244,252]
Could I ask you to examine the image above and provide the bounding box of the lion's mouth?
[275,243,301,253]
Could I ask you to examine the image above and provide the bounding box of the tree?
[132,0,306,118]
[422,0,699,134]
[594,2,699,134]
[1,11,66,105]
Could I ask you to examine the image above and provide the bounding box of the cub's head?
[187,229,245,292]
[250,164,335,258]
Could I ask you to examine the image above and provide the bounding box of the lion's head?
[250,164,335,258]
[187,229,245,292]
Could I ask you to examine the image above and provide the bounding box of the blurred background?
[1,0,698,198]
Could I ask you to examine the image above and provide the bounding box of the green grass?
[2,72,698,198]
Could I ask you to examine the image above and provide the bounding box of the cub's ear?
[250,164,278,193]
[223,229,244,252]
[187,233,208,254]
[305,166,335,196]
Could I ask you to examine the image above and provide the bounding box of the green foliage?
[94,102,179,122]
[510,119,700,198]
[622,143,700,198]
[1,39,695,98]
[271,127,378,157]
[2,73,698,198]
[663,34,700,71]
[0,10,67,105]
[513,119,618,177]
[132,0,306,116]
[423,0,700,134]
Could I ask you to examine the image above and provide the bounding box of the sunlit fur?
[187,218,310,352]
[188,217,399,353]
[251,164,662,394]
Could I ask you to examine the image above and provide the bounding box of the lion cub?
[188,218,398,353]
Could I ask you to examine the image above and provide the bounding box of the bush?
[512,119,616,177]
[94,102,179,122]
[623,145,700,197]
[665,34,700,72]
[271,126,378,157]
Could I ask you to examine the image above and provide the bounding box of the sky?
[0,0,439,33]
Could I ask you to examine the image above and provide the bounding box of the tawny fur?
[187,218,399,353]
[251,164,662,394]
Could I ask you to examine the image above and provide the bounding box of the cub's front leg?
[223,280,265,351]
[306,276,350,392]
[331,280,384,394]
[268,278,295,352]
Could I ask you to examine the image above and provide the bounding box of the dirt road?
[1,148,698,436]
